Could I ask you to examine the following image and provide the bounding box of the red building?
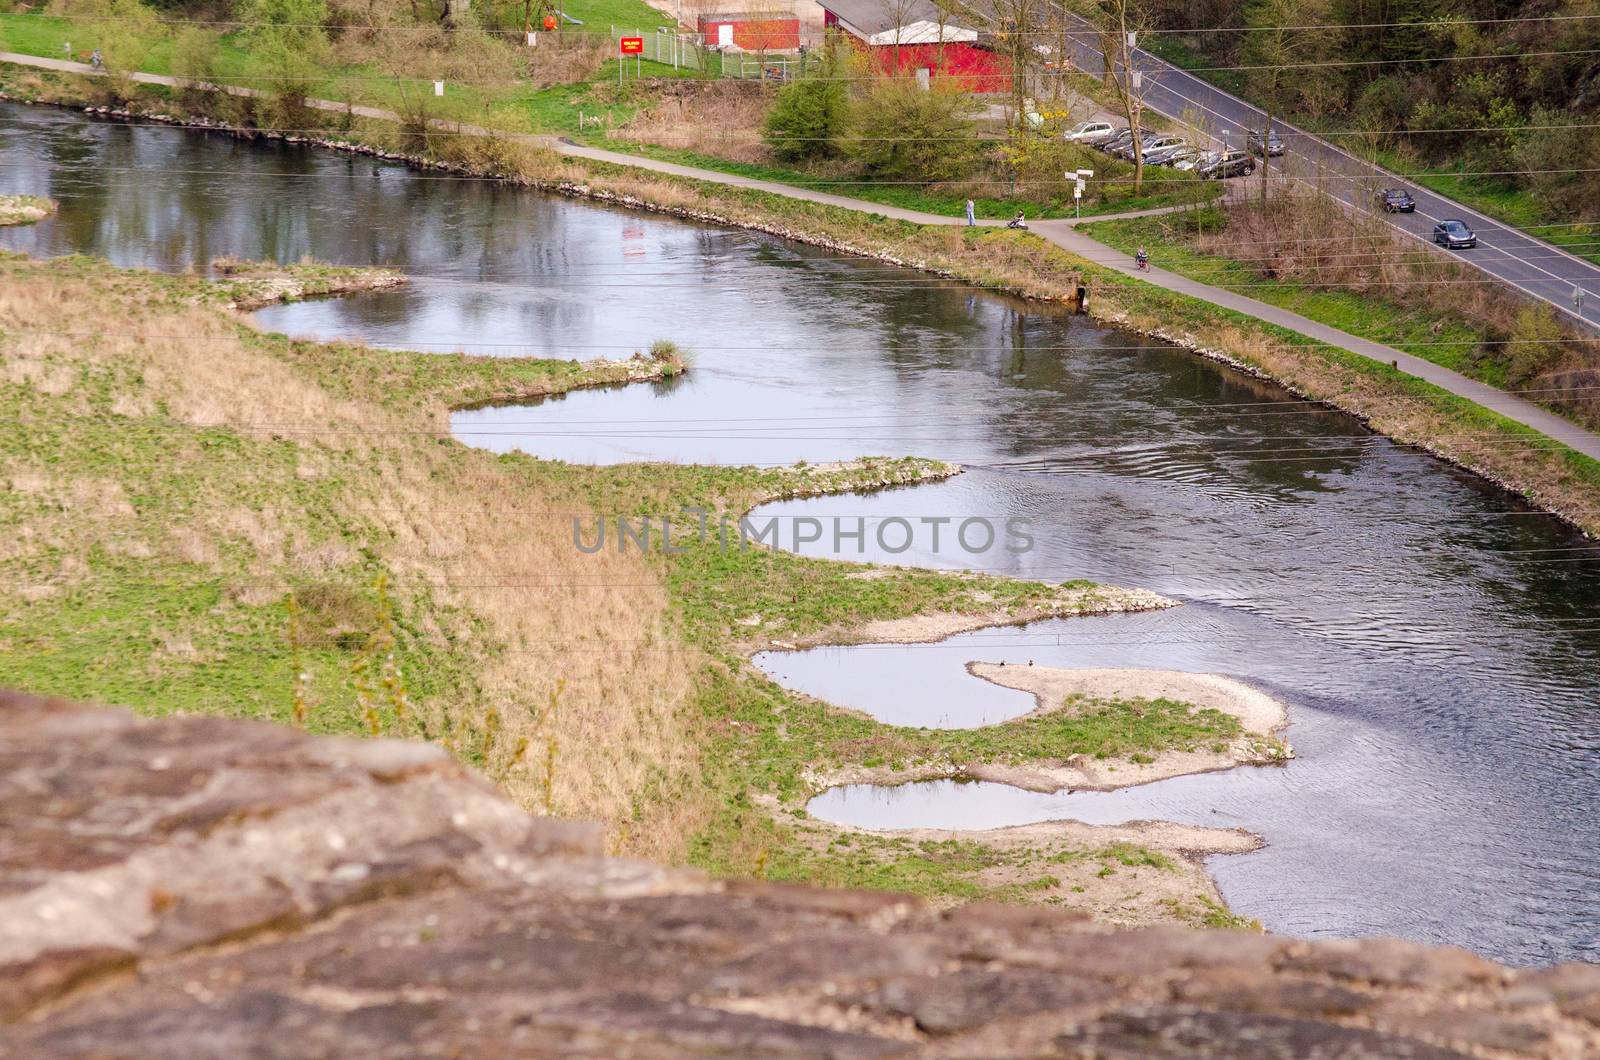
[818,0,1011,93]
[697,12,802,52]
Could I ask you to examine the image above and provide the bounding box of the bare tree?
[988,0,1043,133]
[878,0,920,72]
[1242,0,1332,203]
[1096,0,1148,194]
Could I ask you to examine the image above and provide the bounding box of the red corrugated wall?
[697,17,801,51]
[858,40,1012,94]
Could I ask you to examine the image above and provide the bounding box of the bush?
[1506,304,1567,387]
[843,78,980,183]
[762,76,847,163]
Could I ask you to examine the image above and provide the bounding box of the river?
[2,100,1596,966]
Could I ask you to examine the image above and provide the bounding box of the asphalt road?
[1053,18,1600,333]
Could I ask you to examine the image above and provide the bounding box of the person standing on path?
[965,200,975,227]
[1576,285,1587,316]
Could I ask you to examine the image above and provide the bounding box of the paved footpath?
[5,51,1600,461]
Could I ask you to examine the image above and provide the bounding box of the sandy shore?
[961,663,1293,791]
[838,584,1174,647]
[798,814,1261,926]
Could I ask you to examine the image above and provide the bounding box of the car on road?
[1143,141,1193,166]
[1378,188,1416,213]
[1432,219,1477,249]
[1064,120,1115,143]
[1246,128,1285,156]
[1200,150,1257,179]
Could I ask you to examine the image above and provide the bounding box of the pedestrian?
[89,49,102,69]
[1575,285,1587,315]
[965,199,975,227]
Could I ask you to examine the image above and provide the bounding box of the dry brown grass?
[0,257,705,861]
[612,82,775,165]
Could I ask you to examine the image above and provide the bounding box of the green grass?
[1082,214,1497,380]
[559,0,673,33]
[590,139,1223,221]
[0,253,671,741]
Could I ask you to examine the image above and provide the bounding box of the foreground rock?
[1,691,1596,1058]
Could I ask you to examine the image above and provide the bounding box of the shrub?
[1506,304,1567,387]
[843,78,980,183]
[762,76,847,163]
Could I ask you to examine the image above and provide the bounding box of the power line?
[22,111,1600,140]
[10,40,1600,83]
[12,8,1600,36]
[19,156,1600,190]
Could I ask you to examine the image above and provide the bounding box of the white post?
[433,80,444,96]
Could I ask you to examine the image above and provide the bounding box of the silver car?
[1064,120,1116,143]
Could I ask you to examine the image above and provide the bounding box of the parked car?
[1113,133,1175,160]
[1171,148,1211,172]
[1378,188,1416,213]
[1432,219,1477,248]
[1200,150,1257,179]
[1246,127,1284,156]
[1097,128,1136,154]
[1130,135,1186,162]
[1064,120,1115,143]
[1143,141,1193,166]
[1107,132,1150,159]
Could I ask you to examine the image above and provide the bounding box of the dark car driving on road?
[1246,128,1284,156]
[1200,150,1257,179]
[1432,219,1477,249]
[1379,188,1416,213]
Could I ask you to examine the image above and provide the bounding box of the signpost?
[619,35,643,83]
[1071,168,1093,219]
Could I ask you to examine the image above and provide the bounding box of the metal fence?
[609,27,819,80]
[611,26,710,72]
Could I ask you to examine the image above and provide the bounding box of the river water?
[3,101,1596,966]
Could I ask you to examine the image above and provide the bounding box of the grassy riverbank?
[0,250,1253,924]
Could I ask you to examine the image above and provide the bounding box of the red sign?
[619,36,643,55]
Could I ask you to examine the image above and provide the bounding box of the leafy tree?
[1241,0,1333,201]
[237,0,332,126]
[843,78,980,183]
[1514,106,1600,221]
[763,76,848,163]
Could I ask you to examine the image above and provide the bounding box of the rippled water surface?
[4,102,1597,965]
